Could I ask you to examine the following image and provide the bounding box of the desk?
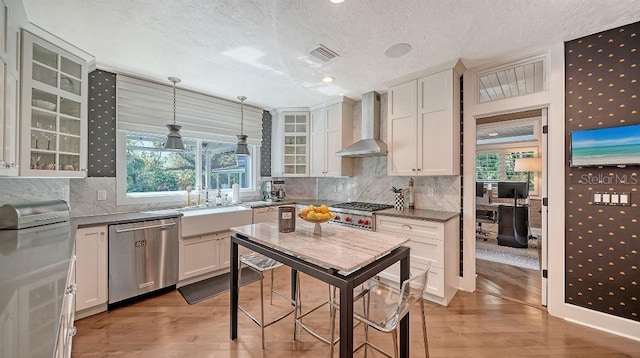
[230,221,411,357]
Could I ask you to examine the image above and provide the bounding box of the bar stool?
[295,280,368,357]
[345,263,432,358]
[293,281,339,348]
[238,252,297,349]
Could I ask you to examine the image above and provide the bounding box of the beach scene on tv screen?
[572,125,640,166]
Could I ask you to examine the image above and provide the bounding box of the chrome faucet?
[204,186,210,205]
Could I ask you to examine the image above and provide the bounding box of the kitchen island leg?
[230,237,239,340]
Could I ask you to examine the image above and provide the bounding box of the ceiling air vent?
[309,44,339,62]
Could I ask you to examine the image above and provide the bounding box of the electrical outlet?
[97,189,107,201]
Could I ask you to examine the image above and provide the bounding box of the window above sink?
[116,131,259,206]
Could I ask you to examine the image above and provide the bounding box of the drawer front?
[410,236,444,269]
[380,257,444,298]
[376,216,442,241]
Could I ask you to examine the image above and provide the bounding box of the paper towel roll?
[232,183,240,203]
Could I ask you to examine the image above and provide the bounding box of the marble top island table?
[230,221,411,357]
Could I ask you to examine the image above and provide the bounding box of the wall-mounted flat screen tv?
[570,124,640,167]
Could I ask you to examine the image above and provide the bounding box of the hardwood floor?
[71,266,640,357]
[476,259,542,307]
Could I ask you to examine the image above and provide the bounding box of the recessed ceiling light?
[384,43,412,58]
[322,76,335,83]
[487,132,499,137]
[330,0,344,3]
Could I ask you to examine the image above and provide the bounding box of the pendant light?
[164,76,185,150]
[234,95,250,156]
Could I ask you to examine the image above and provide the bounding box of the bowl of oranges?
[299,204,335,235]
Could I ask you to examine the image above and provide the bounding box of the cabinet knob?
[412,169,416,171]
[417,168,421,171]
[68,326,77,337]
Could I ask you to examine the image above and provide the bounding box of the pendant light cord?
[238,96,247,135]
[173,80,177,125]
[168,76,181,125]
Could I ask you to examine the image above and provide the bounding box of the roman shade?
[116,75,262,145]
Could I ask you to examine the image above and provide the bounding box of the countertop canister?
[278,206,295,233]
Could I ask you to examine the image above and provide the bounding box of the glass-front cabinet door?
[282,113,308,175]
[20,31,88,177]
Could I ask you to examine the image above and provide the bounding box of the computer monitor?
[497,181,528,207]
[476,182,484,197]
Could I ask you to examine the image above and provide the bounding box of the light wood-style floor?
[476,258,542,308]
[71,267,640,357]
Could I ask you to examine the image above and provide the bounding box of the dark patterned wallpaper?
[565,22,639,322]
[87,70,116,177]
[261,110,272,177]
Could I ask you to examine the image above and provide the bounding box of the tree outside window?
[125,132,251,196]
[476,149,537,194]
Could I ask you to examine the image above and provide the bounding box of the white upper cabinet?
[0,0,22,176]
[19,30,89,177]
[388,80,418,176]
[387,60,464,176]
[271,109,309,177]
[309,98,354,177]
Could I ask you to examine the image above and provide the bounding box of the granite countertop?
[0,209,186,356]
[240,200,297,208]
[232,219,410,273]
[73,210,183,228]
[374,208,459,222]
[0,221,74,357]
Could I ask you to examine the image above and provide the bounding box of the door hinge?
[542,197,548,206]
[542,125,548,134]
[542,269,548,278]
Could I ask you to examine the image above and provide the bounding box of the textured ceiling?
[21,0,640,109]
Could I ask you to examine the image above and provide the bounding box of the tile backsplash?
[279,156,460,212]
[0,178,69,205]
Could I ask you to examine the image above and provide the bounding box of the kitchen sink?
[179,205,253,237]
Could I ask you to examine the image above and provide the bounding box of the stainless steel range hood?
[336,91,387,157]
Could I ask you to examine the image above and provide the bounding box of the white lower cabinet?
[74,226,107,316]
[375,215,459,306]
[179,231,231,282]
[252,206,280,223]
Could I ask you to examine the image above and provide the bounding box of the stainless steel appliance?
[108,218,178,305]
[336,91,387,157]
[0,199,70,229]
[0,200,75,357]
[328,202,393,230]
[261,179,286,201]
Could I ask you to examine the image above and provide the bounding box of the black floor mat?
[178,268,261,305]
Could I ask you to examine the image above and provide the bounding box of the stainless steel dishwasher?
[108,218,179,305]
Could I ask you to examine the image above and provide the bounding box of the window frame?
[116,130,260,206]
[476,146,540,197]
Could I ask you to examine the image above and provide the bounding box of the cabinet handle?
[115,222,176,233]
[402,224,412,230]
[417,168,421,171]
